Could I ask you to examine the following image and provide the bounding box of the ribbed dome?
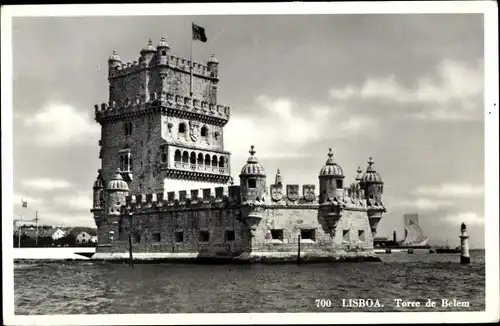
[140,38,157,54]
[361,157,383,184]
[319,148,344,178]
[350,166,363,189]
[107,169,129,191]
[157,36,169,48]
[240,145,266,176]
[108,50,121,62]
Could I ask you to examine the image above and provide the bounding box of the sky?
[10,13,485,248]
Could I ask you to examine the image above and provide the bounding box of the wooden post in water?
[128,233,134,267]
[297,234,301,265]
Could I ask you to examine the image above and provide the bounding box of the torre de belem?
[90,38,386,262]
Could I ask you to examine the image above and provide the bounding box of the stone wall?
[100,113,165,194]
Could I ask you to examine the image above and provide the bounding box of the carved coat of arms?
[270,185,283,202]
[189,121,200,142]
[287,185,299,202]
[303,185,315,202]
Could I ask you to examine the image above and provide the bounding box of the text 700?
[315,299,332,308]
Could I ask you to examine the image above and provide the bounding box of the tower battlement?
[109,54,216,80]
[94,91,230,124]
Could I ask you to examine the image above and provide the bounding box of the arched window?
[204,154,211,166]
[197,153,204,165]
[182,151,189,163]
[174,150,181,162]
[219,156,224,167]
[212,155,218,167]
[179,123,186,134]
[124,123,129,135]
[201,126,208,137]
[128,122,133,134]
[190,152,196,164]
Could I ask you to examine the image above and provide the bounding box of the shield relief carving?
[189,121,200,142]
[303,184,316,202]
[287,184,299,202]
[270,184,283,202]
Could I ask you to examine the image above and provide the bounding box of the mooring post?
[297,234,301,265]
[128,233,134,267]
[460,222,470,264]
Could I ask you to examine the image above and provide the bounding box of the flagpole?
[189,34,194,98]
[35,211,39,246]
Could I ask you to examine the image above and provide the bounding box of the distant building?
[50,228,66,241]
[76,231,92,244]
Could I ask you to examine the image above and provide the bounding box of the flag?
[21,200,27,208]
[192,23,207,43]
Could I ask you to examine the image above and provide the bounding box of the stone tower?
[94,38,232,196]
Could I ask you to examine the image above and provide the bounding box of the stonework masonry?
[91,38,386,263]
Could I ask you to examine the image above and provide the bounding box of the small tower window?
[179,123,186,134]
[204,154,211,166]
[182,151,189,163]
[336,180,343,189]
[224,230,236,242]
[201,126,208,137]
[174,231,184,243]
[199,230,210,242]
[219,156,225,168]
[190,152,196,164]
[248,179,257,189]
[197,153,204,165]
[211,155,218,167]
[161,50,167,56]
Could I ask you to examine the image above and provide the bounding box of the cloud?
[21,178,71,190]
[444,212,484,226]
[225,96,377,164]
[23,103,100,146]
[52,194,93,211]
[391,198,454,211]
[329,60,483,121]
[412,183,484,198]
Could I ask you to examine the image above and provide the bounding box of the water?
[14,250,485,314]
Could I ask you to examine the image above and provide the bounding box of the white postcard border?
[1,2,498,325]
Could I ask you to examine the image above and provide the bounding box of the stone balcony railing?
[172,161,229,175]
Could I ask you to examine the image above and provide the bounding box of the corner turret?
[360,157,385,236]
[140,38,157,66]
[318,148,345,203]
[360,157,384,203]
[207,53,219,78]
[239,145,267,202]
[92,170,104,210]
[157,36,170,65]
[108,50,121,74]
[105,169,129,215]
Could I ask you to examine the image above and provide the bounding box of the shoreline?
[14,250,382,264]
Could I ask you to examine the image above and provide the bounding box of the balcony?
[172,161,229,175]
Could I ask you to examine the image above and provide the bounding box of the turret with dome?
[239,145,267,202]
[318,148,345,203]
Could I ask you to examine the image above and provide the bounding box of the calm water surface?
[15,251,485,314]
